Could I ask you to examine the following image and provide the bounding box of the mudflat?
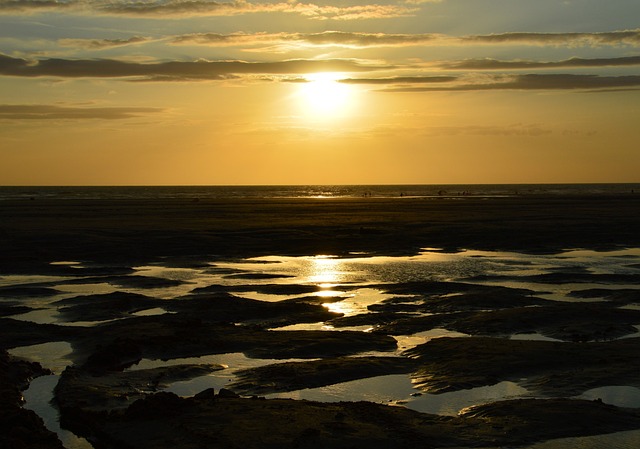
[2,194,640,449]
[2,195,640,267]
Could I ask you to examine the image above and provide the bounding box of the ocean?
[0,183,638,201]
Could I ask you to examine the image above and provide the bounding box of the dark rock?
[125,392,187,419]
[218,388,239,398]
[0,318,80,350]
[193,388,216,401]
[56,395,640,449]
[83,339,142,373]
[54,291,161,321]
[230,356,418,395]
[55,364,224,411]
[0,303,32,317]
[405,336,640,396]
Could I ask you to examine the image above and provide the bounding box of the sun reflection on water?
[307,255,344,284]
[9,247,640,449]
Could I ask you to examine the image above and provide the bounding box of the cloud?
[0,0,77,14]
[104,1,418,21]
[171,29,640,49]
[0,0,418,20]
[441,55,640,70]
[0,104,165,119]
[169,29,640,52]
[41,29,640,54]
[426,123,552,137]
[291,3,418,20]
[172,31,442,48]
[340,75,457,84]
[380,74,640,92]
[58,36,153,50]
[0,53,389,80]
[401,0,442,4]
[171,32,262,46]
[461,30,640,47]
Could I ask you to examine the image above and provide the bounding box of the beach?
[3,193,640,265]
[2,192,640,448]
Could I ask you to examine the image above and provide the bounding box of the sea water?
[0,183,638,201]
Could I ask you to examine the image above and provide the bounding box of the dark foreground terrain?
[1,194,640,448]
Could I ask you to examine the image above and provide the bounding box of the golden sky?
[1,0,639,185]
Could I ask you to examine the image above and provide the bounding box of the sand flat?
[2,195,640,268]
[2,194,640,448]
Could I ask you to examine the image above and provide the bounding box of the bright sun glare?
[298,72,354,119]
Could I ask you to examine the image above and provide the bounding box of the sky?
[1,0,639,185]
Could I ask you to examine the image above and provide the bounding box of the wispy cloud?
[0,104,165,119]
[58,36,153,50]
[0,0,77,13]
[461,30,640,47]
[102,1,418,20]
[0,0,417,20]
[425,123,552,137]
[401,0,442,4]
[340,75,456,85]
[4,52,638,92]
[379,74,640,92]
[171,31,443,48]
[441,56,640,70]
[55,30,640,54]
[0,53,388,80]
[171,29,640,49]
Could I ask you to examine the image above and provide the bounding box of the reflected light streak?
[307,255,344,284]
[315,290,345,298]
[323,299,354,315]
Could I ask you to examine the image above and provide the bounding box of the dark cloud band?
[0,0,416,20]
[0,104,164,119]
[0,54,387,80]
[378,74,640,92]
[442,56,640,70]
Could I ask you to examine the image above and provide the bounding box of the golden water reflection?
[322,287,388,317]
[307,255,370,316]
[307,255,344,284]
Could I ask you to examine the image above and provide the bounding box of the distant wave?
[0,184,638,201]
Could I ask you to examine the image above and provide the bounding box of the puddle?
[267,373,417,404]
[22,375,93,449]
[0,275,73,288]
[137,353,315,397]
[264,376,528,417]
[408,381,529,416]
[131,307,171,317]
[577,385,640,408]
[510,333,564,342]
[3,247,640,447]
[9,341,74,374]
[395,328,470,351]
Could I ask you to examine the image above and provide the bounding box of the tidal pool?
[4,247,640,447]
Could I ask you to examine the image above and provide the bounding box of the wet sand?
[2,195,640,268]
[2,194,640,448]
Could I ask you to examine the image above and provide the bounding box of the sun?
[297,72,355,119]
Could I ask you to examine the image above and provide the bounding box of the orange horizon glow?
[1,3,639,185]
